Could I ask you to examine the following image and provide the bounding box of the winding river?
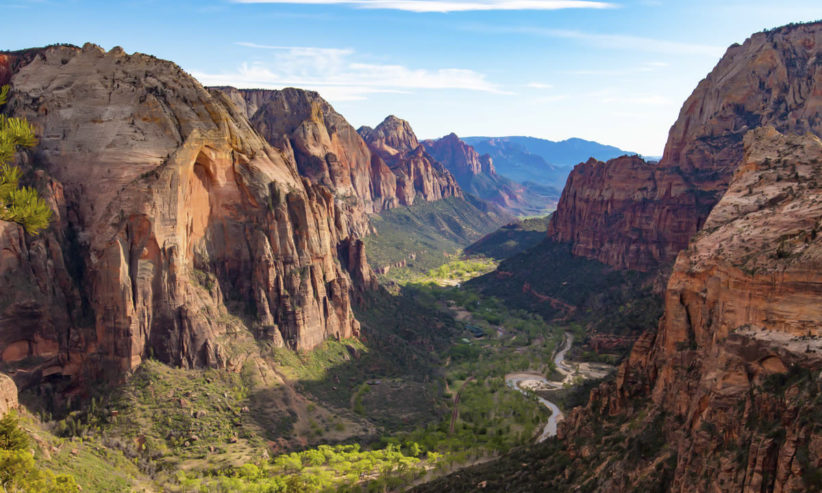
[505,332,574,442]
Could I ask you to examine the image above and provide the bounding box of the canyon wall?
[423,133,495,181]
[218,89,462,213]
[358,115,462,205]
[0,44,373,393]
[548,22,822,271]
[560,127,822,491]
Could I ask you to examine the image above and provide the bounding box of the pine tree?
[0,84,51,235]
[0,411,29,451]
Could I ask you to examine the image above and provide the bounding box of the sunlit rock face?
[560,128,822,492]
[0,44,373,393]
[548,22,822,272]
[358,115,462,206]
[219,88,464,214]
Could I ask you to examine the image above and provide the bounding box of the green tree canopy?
[0,411,78,492]
[0,84,52,235]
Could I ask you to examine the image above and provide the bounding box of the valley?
[0,14,820,493]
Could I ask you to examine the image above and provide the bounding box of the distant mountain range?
[463,136,636,189]
[422,133,558,217]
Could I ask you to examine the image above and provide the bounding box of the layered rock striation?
[358,116,461,205]
[216,89,462,214]
[0,44,373,393]
[423,133,495,181]
[548,22,822,271]
[560,128,822,491]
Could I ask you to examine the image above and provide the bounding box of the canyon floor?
[14,217,634,492]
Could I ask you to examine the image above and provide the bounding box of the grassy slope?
[458,173,558,217]
[363,196,511,279]
[464,215,551,260]
[467,239,662,339]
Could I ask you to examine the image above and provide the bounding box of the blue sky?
[3,1,820,155]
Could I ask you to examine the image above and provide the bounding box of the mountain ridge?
[547,21,822,271]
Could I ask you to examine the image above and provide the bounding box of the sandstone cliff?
[358,116,461,205]
[559,128,822,492]
[423,133,495,180]
[0,44,372,393]
[0,374,18,416]
[548,22,822,271]
[218,90,462,212]
[424,133,558,216]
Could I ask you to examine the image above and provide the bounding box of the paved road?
[505,332,573,441]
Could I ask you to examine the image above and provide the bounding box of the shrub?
[0,85,52,235]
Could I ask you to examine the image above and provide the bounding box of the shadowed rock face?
[218,89,462,212]
[560,128,822,492]
[0,44,372,392]
[548,22,822,271]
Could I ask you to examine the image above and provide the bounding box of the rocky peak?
[360,114,420,158]
[422,132,496,179]
[213,88,463,212]
[547,21,822,272]
[216,86,379,222]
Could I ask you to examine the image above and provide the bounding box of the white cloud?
[526,82,554,89]
[192,44,506,101]
[232,0,617,13]
[544,29,723,57]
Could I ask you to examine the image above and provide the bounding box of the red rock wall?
[560,128,822,492]
[0,44,371,392]
[548,22,822,272]
[218,90,462,213]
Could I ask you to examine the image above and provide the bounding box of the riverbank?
[506,333,614,441]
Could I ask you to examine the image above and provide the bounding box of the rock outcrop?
[548,22,822,271]
[424,133,558,215]
[0,374,18,416]
[0,44,372,393]
[560,128,822,492]
[358,116,461,205]
[423,133,495,180]
[218,90,462,212]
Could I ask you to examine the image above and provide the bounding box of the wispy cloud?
[562,61,671,76]
[602,94,672,105]
[526,82,554,89]
[232,0,617,13]
[192,43,506,101]
[462,24,723,57]
[535,94,568,103]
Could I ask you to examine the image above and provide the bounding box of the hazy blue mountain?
[463,136,635,188]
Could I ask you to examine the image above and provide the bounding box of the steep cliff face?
[423,133,494,180]
[219,90,461,212]
[216,87,387,219]
[560,128,822,492]
[358,116,461,205]
[548,22,822,271]
[358,115,419,157]
[424,133,560,215]
[0,44,371,393]
[0,374,18,417]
